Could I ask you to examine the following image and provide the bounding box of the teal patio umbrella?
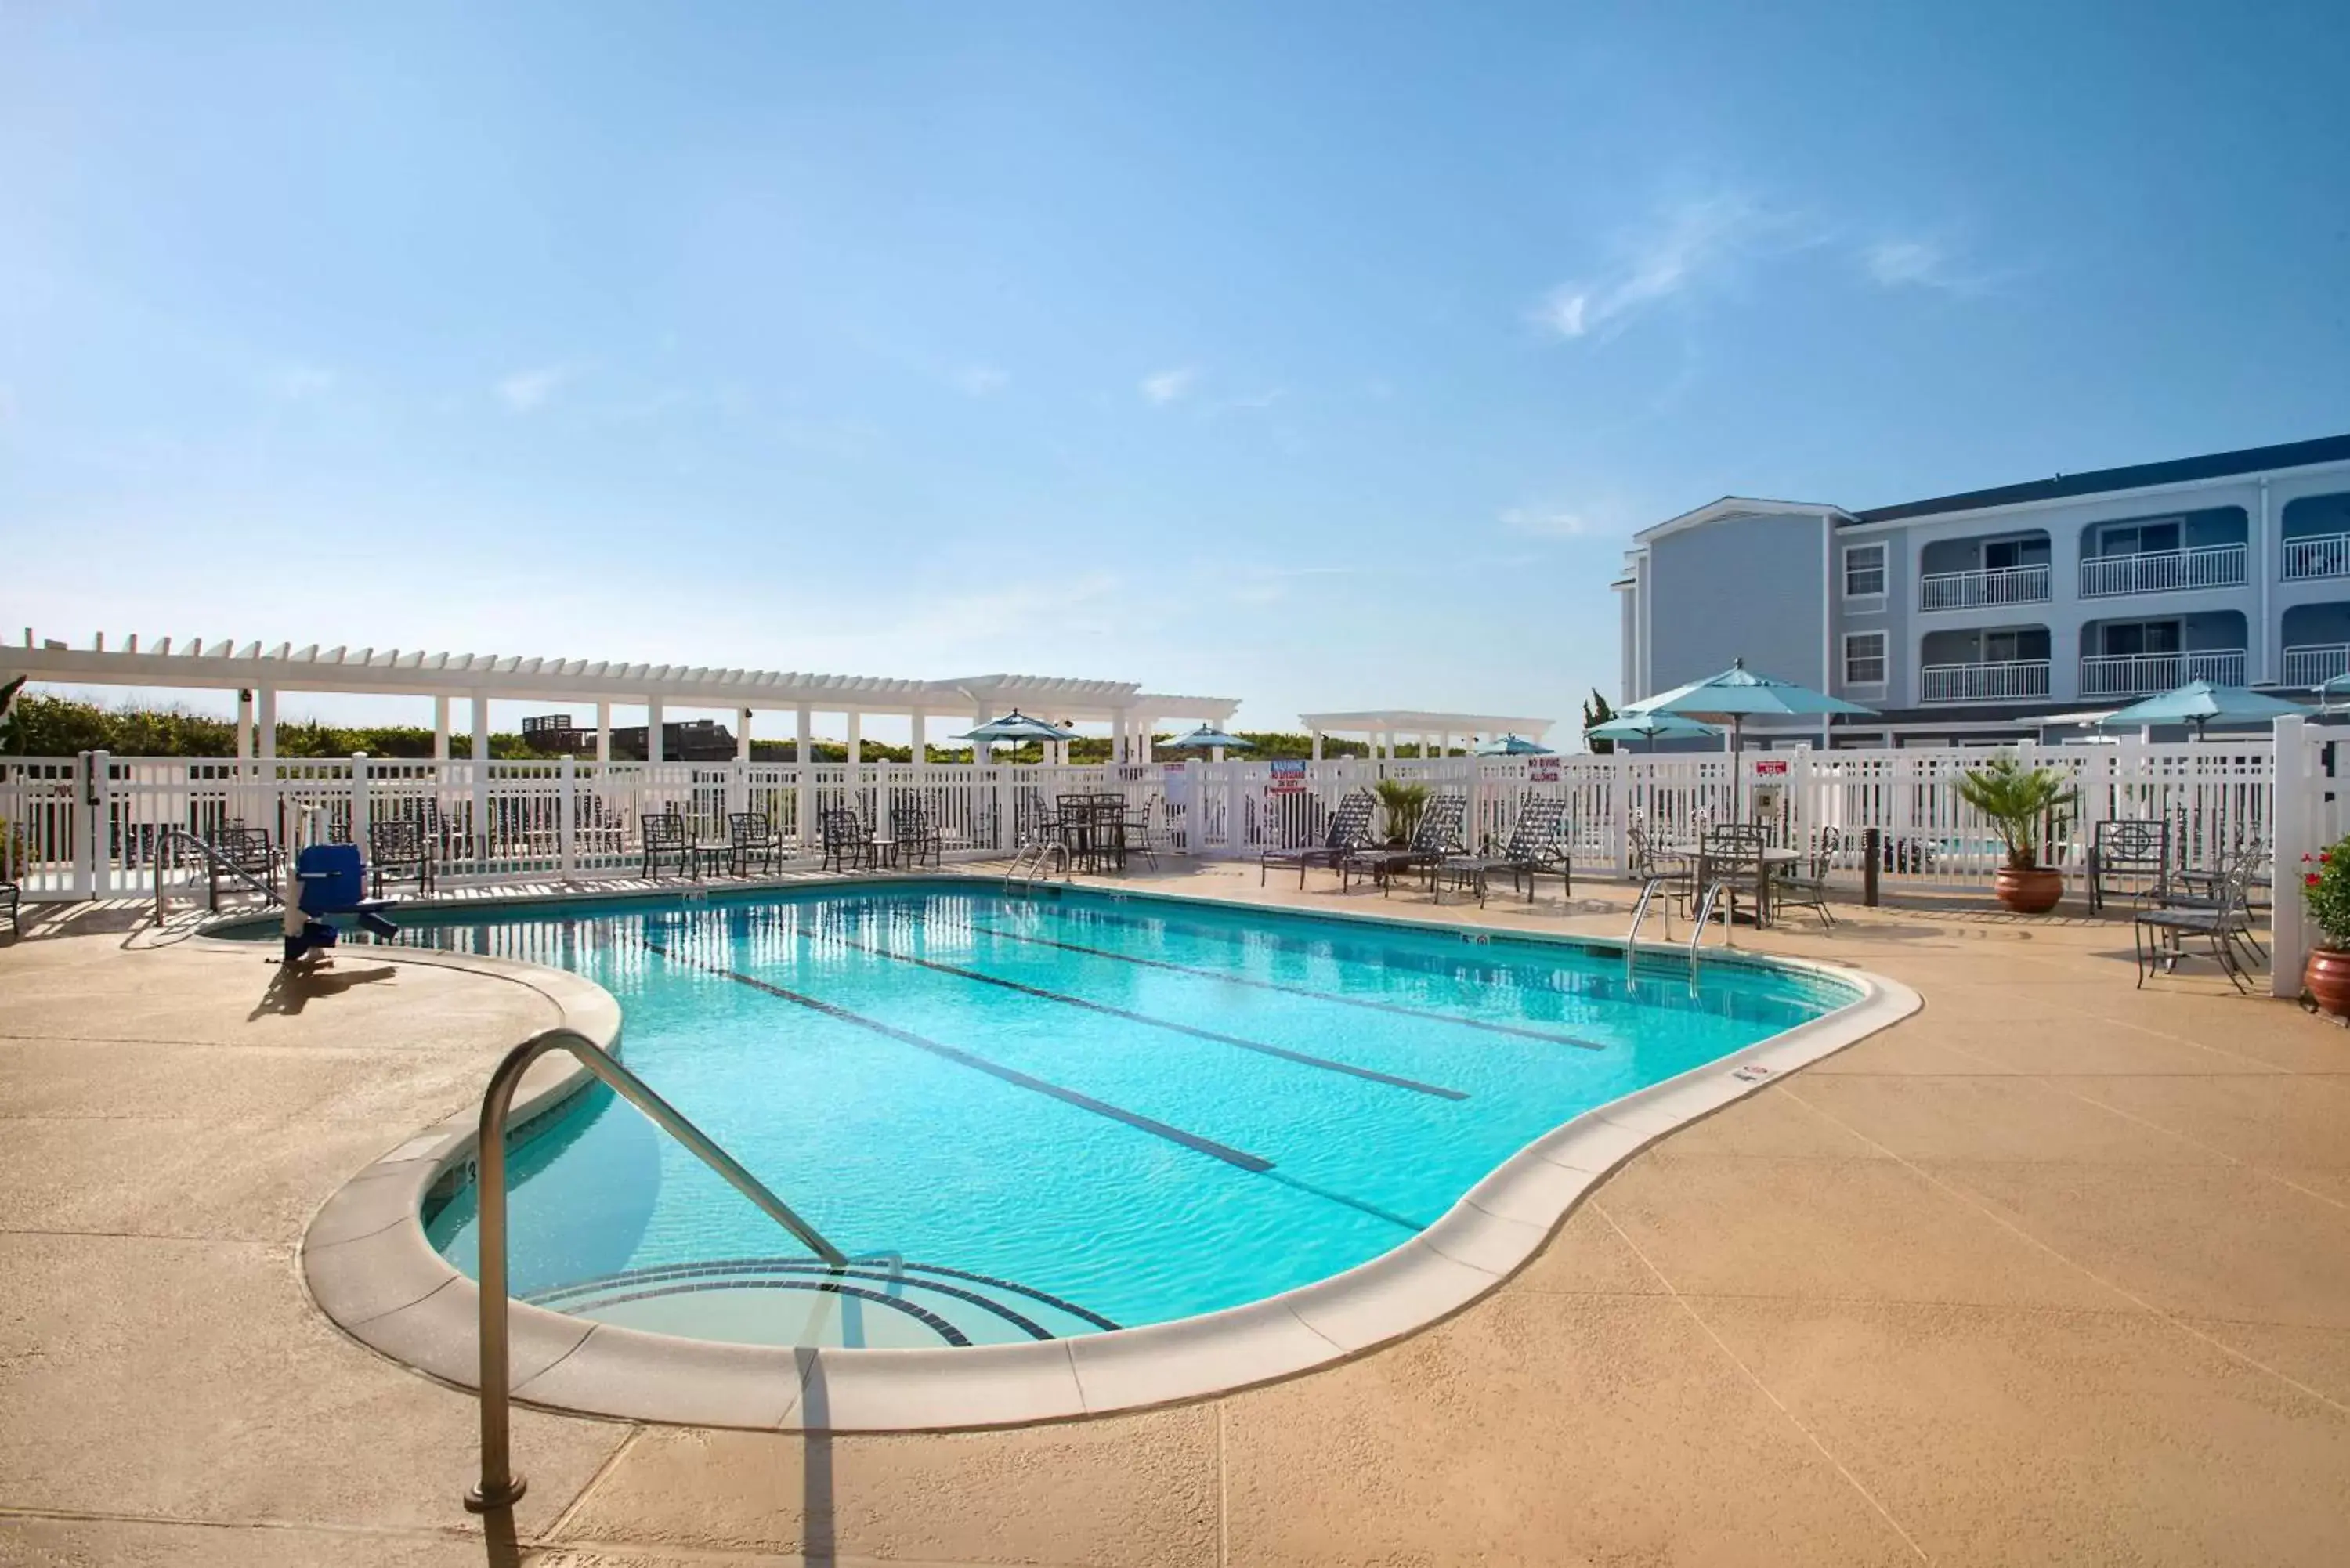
[1625,658,1878,753]
[1159,724,1253,752]
[956,709,1079,761]
[2095,681,2310,739]
[1585,710,1723,753]
[1474,732,1555,756]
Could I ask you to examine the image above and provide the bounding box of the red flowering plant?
[2304,838,2350,952]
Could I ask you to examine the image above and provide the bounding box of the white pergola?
[6,629,1238,765]
[1296,709,1555,760]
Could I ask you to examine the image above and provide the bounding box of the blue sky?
[5,2,2346,739]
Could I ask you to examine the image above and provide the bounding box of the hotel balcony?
[1918,659,2052,704]
[2078,649,2247,699]
[1918,562,2050,612]
[2282,532,2350,582]
[2283,645,2348,688]
[2077,542,2247,598]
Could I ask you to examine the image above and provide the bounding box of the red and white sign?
[1752,758,1790,775]
[1267,759,1309,794]
[1527,757,1561,782]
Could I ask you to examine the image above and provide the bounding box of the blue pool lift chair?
[284,842,400,962]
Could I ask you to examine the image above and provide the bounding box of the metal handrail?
[151,825,281,926]
[466,1026,846,1513]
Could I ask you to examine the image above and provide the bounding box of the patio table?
[1671,843,1800,927]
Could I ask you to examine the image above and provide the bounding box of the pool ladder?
[1003,837,1070,892]
[1625,873,1726,984]
[464,1027,844,1515]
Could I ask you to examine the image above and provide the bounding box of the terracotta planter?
[2305,948,2350,1018]
[1993,865,2063,915]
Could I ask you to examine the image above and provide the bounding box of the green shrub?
[2301,837,2350,951]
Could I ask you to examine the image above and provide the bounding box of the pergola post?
[794,704,814,851]
[972,706,992,767]
[432,696,451,763]
[594,702,610,764]
[736,708,752,762]
[470,695,490,761]
[845,710,862,768]
[1311,731,1323,761]
[256,686,277,761]
[1112,706,1131,766]
[1139,722,1154,764]
[909,709,927,768]
[646,699,664,764]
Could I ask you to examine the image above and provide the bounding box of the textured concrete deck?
[2,876,2346,1566]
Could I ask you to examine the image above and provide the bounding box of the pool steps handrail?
[150,826,281,925]
[465,1025,847,1514]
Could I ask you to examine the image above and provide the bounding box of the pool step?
[524,1257,1120,1349]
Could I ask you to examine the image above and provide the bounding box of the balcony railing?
[2283,644,2349,689]
[1918,659,2052,704]
[1917,562,2050,612]
[2077,543,2247,598]
[2282,533,2350,582]
[2078,649,2247,699]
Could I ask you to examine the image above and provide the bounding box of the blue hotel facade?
[1612,434,2350,745]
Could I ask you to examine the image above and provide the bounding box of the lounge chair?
[1260,789,1376,887]
[819,809,877,873]
[1341,791,1468,895]
[367,818,434,898]
[728,811,785,877]
[2088,819,2168,914]
[640,812,690,879]
[1436,794,1571,906]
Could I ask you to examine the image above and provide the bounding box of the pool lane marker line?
[634,935,1274,1172]
[967,919,1607,1053]
[821,927,1469,1100]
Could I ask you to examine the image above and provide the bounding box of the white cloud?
[1535,193,1818,341]
[1863,237,2005,295]
[271,364,337,400]
[954,365,1009,396]
[496,363,572,413]
[1139,367,1200,406]
[1499,506,1589,538]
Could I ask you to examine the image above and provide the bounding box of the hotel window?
[1843,631,1888,686]
[1844,543,1887,598]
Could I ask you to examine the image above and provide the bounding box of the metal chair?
[728,811,785,877]
[2089,819,2169,914]
[819,809,877,873]
[891,805,943,870]
[2133,844,2262,993]
[1341,791,1468,895]
[1261,789,1377,887]
[367,818,434,898]
[1771,826,1841,930]
[1437,794,1570,906]
[639,812,690,880]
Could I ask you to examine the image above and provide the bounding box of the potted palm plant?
[2298,840,2350,1017]
[1372,779,1430,847]
[1955,754,2078,914]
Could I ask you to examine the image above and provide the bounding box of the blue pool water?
[401,882,1856,1347]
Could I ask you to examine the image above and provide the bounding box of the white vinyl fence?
[5,737,2285,911]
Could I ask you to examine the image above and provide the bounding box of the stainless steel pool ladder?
[1003,836,1069,892]
[1623,875,1672,981]
[465,1027,845,1514]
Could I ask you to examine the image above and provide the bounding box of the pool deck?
[3,872,2347,1566]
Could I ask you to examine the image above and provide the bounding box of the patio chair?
[2132,844,2263,993]
[2160,834,2271,971]
[819,809,877,873]
[2088,819,2169,914]
[728,811,786,877]
[1771,826,1841,930]
[1629,822,1695,913]
[639,812,690,880]
[891,806,943,870]
[1123,796,1176,871]
[204,824,283,909]
[1341,791,1468,895]
[1260,789,1376,887]
[1435,794,1571,907]
[367,818,434,898]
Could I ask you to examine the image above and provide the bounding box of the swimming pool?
[398,881,1860,1349]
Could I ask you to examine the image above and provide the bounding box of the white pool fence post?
[78,750,106,900]
[349,753,370,863]
[559,753,577,883]
[2270,715,2310,1000]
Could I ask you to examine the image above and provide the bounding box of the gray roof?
[1851,433,2350,526]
